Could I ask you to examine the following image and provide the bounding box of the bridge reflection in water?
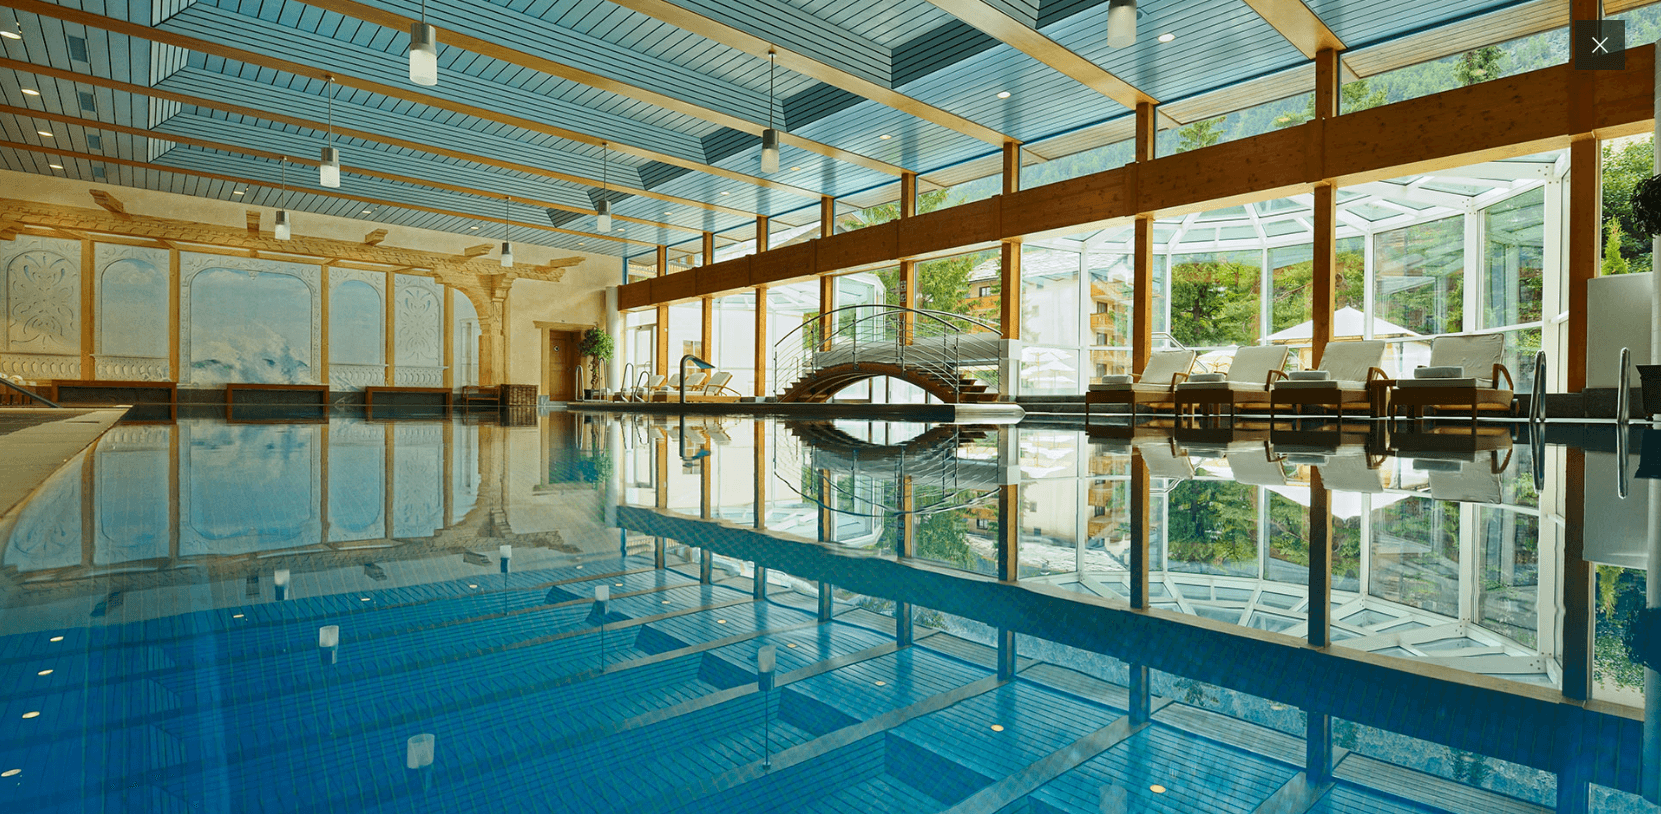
[0,410,1654,813]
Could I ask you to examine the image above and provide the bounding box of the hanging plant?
[1630,173,1661,236]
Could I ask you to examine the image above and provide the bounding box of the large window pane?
[1483,187,1544,328]
[1086,250,1134,381]
[1021,245,1080,394]
[1170,250,1262,348]
[1166,480,1259,577]
[1368,496,1459,617]
[1375,216,1465,336]
[711,293,756,396]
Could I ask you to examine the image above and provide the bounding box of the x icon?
[1592,36,1611,54]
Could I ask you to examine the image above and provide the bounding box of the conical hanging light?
[320,77,341,187]
[1106,0,1136,48]
[274,158,292,240]
[760,49,780,174]
[409,0,437,86]
[500,196,514,268]
[596,142,612,233]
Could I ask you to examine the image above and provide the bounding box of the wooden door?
[547,331,577,401]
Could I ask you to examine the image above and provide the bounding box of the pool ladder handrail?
[1617,347,1633,425]
[0,377,61,408]
[1528,350,1546,424]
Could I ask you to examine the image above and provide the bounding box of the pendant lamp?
[500,196,514,268]
[275,158,292,240]
[320,77,341,187]
[760,49,780,173]
[409,0,438,86]
[596,142,612,233]
[1107,0,1136,48]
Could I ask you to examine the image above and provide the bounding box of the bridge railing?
[770,304,1002,399]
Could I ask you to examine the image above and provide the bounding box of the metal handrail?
[1529,350,1546,424]
[1617,347,1632,425]
[0,378,61,408]
[770,303,999,352]
[770,303,998,399]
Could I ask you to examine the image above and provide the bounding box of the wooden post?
[1131,216,1154,375]
[1568,136,1598,392]
[753,419,768,598]
[1308,467,1333,647]
[1307,713,1334,784]
[702,231,715,267]
[1563,447,1594,699]
[900,172,917,219]
[700,296,713,360]
[657,244,668,277]
[654,303,669,376]
[818,273,835,350]
[896,475,915,646]
[1312,182,1336,363]
[820,195,834,238]
[754,286,768,396]
[1129,450,1150,609]
[756,215,769,253]
[1129,664,1151,725]
[1002,141,1021,196]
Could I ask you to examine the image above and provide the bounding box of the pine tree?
[1603,218,1632,275]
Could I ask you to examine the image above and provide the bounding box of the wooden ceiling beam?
[363,228,387,246]
[0,140,653,251]
[0,59,753,219]
[460,244,493,258]
[1241,0,1346,60]
[245,210,262,233]
[89,189,126,217]
[604,0,1011,147]
[292,0,907,178]
[8,0,821,200]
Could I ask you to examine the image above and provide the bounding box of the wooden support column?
[753,419,769,599]
[1563,447,1594,700]
[79,239,93,378]
[654,303,669,376]
[900,171,917,219]
[820,195,834,238]
[818,273,835,350]
[702,231,715,267]
[1131,216,1154,375]
[754,286,768,396]
[1307,713,1334,783]
[700,455,712,519]
[654,434,668,510]
[895,475,915,644]
[998,483,1020,581]
[756,215,769,253]
[1129,450,1150,609]
[700,296,713,359]
[1311,47,1340,364]
[1568,136,1599,392]
[1000,141,1022,341]
[1308,467,1333,648]
[1129,664,1151,725]
[657,244,668,277]
[997,629,1017,681]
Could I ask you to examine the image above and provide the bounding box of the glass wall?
[1169,250,1262,350]
[711,292,756,396]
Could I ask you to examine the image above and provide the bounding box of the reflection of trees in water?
[1166,480,1258,576]
[1595,565,1647,691]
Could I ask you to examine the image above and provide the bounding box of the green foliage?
[1601,139,1654,276]
[1174,118,1225,153]
[1273,79,1388,128]
[1455,46,1504,86]
[1268,250,1367,332]
[1168,258,1260,346]
[1593,565,1647,691]
[1602,219,1631,276]
[579,327,614,389]
[1166,481,1259,575]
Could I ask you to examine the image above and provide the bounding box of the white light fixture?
[760,49,780,174]
[1158,32,1175,43]
[320,77,341,188]
[47,163,61,169]
[318,625,339,648]
[409,14,438,87]
[406,734,436,769]
[596,142,612,232]
[997,91,1011,99]
[1107,0,1136,48]
[0,30,19,41]
[21,88,39,95]
[36,130,52,137]
[275,158,292,239]
[879,134,891,140]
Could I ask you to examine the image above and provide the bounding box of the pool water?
[0,409,1657,813]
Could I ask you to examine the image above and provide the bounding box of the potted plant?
[1628,174,1661,417]
[578,327,614,400]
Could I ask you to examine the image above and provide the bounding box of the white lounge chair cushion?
[1420,333,1506,388]
[1315,340,1386,382]
[1140,349,1198,386]
[1414,366,1463,379]
[1099,374,1133,385]
[1187,372,1226,383]
[1394,377,1481,389]
[1272,379,1365,391]
[1178,379,1268,392]
[1289,370,1330,381]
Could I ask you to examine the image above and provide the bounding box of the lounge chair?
[1268,340,1388,419]
[1385,334,1515,421]
[1083,349,1197,419]
[1184,439,1286,487]
[685,371,741,403]
[1173,345,1290,420]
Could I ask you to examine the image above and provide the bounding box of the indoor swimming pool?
[0,409,1655,813]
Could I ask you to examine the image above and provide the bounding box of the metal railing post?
[1618,347,1632,425]
[1529,350,1546,424]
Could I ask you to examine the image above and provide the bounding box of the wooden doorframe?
[536,321,597,400]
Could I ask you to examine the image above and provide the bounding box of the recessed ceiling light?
[616,228,624,232]
[232,613,244,619]
[36,130,52,137]
[790,166,801,171]
[990,724,1004,732]
[1158,33,1175,43]
[47,163,62,169]
[997,91,1011,99]
[0,769,18,777]
[716,619,727,624]
[22,88,40,96]
[0,31,21,40]
[1150,785,1167,794]
[785,643,797,648]
[879,134,892,140]
[469,225,479,230]
[21,712,39,719]
[49,636,63,642]
[36,669,52,676]
[231,190,244,196]
[360,596,371,602]
[874,680,886,686]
